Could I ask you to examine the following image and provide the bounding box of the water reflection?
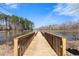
[0,30,29,56]
[53,32,79,41]
[0,31,28,45]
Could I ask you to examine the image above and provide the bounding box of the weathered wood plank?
[14,32,35,56]
[23,32,57,56]
[42,32,66,56]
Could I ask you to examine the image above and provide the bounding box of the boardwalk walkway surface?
[23,32,57,56]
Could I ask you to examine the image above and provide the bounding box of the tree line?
[39,20,79,31]
[38,20,79,40]
[0,13,34,31]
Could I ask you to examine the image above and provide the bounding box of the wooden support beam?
[14,32,35,56]
[62,37,66,56]
[42,32,66,56]
[14,38,19,56]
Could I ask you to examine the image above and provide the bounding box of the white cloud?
[0,3,19,15]
[0,6,12,15]
[53,3,79,17]
[9,4,18,9]
[5,3,18,9]
[44,3,79,25]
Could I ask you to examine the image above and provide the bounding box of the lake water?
[54,32,79,41]
[0,31,28,45]
[0,31,79,45]
[0,31,79,56]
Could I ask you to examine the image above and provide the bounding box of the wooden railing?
[14,32,36,56]
[41,32,66,56]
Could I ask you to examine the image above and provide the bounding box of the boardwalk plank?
[23,32,57,56]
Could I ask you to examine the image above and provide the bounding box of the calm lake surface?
[0,31,79,44]
[0,31,28,45]
[54,32,79,41]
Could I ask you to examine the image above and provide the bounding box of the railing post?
[62,37,66,56]
[14,38,18,56]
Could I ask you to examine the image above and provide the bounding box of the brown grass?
[66,40,79,56]
[0,44,13,56]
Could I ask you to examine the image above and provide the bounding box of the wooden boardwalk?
[23,32,57,56]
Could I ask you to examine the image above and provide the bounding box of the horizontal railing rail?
[14,32,36,56]
[41,32,66,56]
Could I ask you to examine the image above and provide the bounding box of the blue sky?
[0,3,79,28]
